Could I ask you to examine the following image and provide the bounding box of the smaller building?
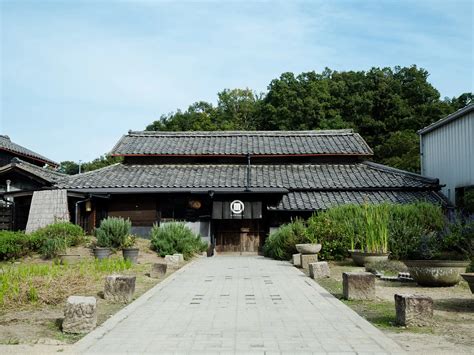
[0,136,62,230]
[419,103,474,207]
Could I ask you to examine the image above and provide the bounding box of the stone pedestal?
[63,296,97,334]
[301,254,318,270]
[104,275,136,303]
[150,263,167,278]
[343,272,375,300]
[173,253,184,263]
[395,294,433,326]
[309,262,330,279]
[165,254,180,266]
[293,253,301,267]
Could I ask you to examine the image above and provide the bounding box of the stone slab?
[395,294,433,326]
[309,261,330,279]
[301,253,318,270]
[150,263,167,278]
[292,253,301,267]
[164,254,180,266]
[104,275,136,303]
[343,272,376,300]
[63,296,97,334]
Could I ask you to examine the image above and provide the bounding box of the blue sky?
[1,0,473,163]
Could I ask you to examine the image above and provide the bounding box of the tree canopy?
[146,65,472,172]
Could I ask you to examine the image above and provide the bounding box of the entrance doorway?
[214,220,262,253]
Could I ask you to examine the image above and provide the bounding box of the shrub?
[263,219,311,260]
[0,231,30,260]
[388,202,445,260]
[40,237,68,259]
[150,222,207,260]
[94,217,131,248]
[307,205,364,260]
[32,221,85,248]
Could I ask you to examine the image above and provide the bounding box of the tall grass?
[363,203,390,253]
[0,259,131,309]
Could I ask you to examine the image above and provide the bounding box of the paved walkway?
[75,256,404,354]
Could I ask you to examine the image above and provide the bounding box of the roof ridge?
[363,161,439,184]
[11,157,66,176]
[418,103,474,135]
[127,129,355,137]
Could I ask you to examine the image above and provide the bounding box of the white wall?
[421,111,474,203]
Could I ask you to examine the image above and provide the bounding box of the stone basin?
[295,243,321,255]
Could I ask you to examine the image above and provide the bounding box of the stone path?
[75,256,405,354]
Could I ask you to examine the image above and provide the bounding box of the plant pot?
[58,254,81,265]
[93,247,111,260]
[122,248,139,264]
[460,273,474,293]
[350,250,390,266]
[403,260,470,287]
[295,243,322,255]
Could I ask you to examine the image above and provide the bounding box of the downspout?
[419,133,424,176]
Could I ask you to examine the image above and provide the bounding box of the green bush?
[40,237,68,259]
[388,202,445,260]
[307,205,364,260]
[263,219,311,260]
[32,221,85,248]
[150,222,207,260]
[0,231,30,260]
[306,202,446,261]
[94,217,131,248]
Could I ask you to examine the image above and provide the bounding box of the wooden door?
[215,220,261,253]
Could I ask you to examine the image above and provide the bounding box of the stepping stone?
[301,254,318,270]
[63,296,97,334]
[104,275,136,303]
[150,263,167,278]
[343,272,375,300]
[395,294,433,326]
[309,262,330,279]
[293,253,301,267]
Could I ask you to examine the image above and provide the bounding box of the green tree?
[59,161,79,175]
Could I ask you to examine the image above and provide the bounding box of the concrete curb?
[73,258,199,353]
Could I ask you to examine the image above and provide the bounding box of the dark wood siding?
[108,195,158,226]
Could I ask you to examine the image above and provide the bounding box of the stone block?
[63,296,97,334]
[150,263,167,278]
[343,272,375,300]
[292,253,301,267]
[104,275,136,303]
[395,294,433,326]
[301,254,318,270]
[165,254,180,266]
[309,262,330,279]
[173,253,184,263]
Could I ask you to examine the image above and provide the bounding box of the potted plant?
[350,204,390,266]
[403,214,472,287]
[292,218,321,255]
[92,217,131,260]
[122,235,139,264]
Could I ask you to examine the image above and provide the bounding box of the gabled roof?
[418,103,474,135]
[0,135,58,167]
[110,130,373,157]
[55,161,438,191]
[0,157,66,184]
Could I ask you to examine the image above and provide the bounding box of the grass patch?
[0,259,132,310]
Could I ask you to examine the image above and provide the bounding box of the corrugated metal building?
[419,103,474,205]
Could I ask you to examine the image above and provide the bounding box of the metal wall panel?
[421,111,474,203]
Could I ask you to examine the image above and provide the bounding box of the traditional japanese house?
[0,135,62,230]
[39,129,447,253]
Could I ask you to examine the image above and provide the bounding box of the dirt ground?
[0,238,190,352]
[316,261,474,354]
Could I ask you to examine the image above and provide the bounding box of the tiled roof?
[268,190,447,211]
[56,162,438,190]
[0,135,58,167]
[0,158,66,183]
[110,130,373,156]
